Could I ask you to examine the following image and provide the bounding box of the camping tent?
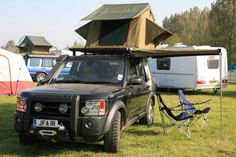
[76,3,172,49]
[16,35,52,54]
[0,48,34,95]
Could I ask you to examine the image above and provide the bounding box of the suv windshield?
[51,58,124,85]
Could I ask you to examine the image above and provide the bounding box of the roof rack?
[69,47,221,58]
[69,47,132,56]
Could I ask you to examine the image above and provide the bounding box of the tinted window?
[208,58,219,69]
[156,58,171,70]
[99,20,130,45]
[129,61,138,78]
[29,58,40,67]
[42,58,53,67]
[52,59,124,84]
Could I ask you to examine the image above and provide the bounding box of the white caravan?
[148,46,228,91]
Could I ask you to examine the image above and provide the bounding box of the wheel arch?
[103,101,127,134]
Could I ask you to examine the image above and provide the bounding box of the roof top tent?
[148,46,228,92]
[16,35,53,55]
[75,3,172,49]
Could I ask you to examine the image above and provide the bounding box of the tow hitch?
[39,130,57,136]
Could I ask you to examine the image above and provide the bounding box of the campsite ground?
[0,84,235,157]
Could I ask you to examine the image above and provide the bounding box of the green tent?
[76,3,172,49]
[16,35,52,54]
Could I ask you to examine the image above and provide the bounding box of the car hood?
[20,83,122,98]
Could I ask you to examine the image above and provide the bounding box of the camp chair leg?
[166,119,192,139]
[160,112,168,135]
[201,114,208,128]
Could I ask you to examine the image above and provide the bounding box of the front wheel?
[104,111,121,153]
[139,98,154,126]
[36,72,46,82]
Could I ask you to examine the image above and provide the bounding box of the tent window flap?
[99,20,130,46]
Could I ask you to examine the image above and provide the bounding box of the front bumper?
[14,112,107,142]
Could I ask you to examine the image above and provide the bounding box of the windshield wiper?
[85,81,118,84]
[51,80,87,84]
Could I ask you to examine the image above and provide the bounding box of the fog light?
[34,103,43,112]
[81,106,89,115]
[85,120,94,128]
[59,104,68,113]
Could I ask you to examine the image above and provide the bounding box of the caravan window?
[99,20,130,45]
[156,58,171,70]
[207,57,219,69]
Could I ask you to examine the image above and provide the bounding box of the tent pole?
[219,51,223,140]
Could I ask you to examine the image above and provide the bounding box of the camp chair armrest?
[192,99,212,105]
[168,103,183,110]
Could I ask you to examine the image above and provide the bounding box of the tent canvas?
[16,35,52,54]
[75,3,172,49]
[0,48,34,95]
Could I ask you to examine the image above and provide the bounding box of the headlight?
[59,104,69,113]
[82,99,107,116]
[16,97,27,112]
[33,103,43,112]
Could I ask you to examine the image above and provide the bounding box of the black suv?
[14,50,155,153]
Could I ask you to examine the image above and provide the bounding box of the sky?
[0,0,216,49]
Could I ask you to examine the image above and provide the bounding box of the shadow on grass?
[0,134,104,156]
[126,129,160,136]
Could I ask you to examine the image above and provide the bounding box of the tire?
[139,98,154,126]
[104,111,121,153]
[213,88,219,95]
[36,72,46,82]
[19,133,32,145]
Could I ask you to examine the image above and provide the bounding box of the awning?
[132,47,221,58]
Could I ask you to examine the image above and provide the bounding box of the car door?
[126,60,149,119]
[27,58,42,78]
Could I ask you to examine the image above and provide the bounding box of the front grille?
[29,94,73,118]
[31,101,71,117]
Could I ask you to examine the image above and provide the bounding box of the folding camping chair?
[178,89,212,128]
[157,94,193,139]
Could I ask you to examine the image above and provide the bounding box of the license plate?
[33,119,58,128]
[210,80,217,84]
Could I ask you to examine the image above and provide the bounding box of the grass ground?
[0,84,235,157]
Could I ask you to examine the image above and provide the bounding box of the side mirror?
[127,77,143,85]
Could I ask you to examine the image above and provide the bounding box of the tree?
[209,0,236,63]
[4,40,20,53]
[72,41,84,48]
[163,7,211,46]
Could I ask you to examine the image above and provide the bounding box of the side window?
[42,58,53,67]
[52,59,57,66]
[156,58,171,70]
[129,61,138,78]
[129,60,146,80]
[137,62,145,77]
[207,57,219,69]
[29,58,40,67]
